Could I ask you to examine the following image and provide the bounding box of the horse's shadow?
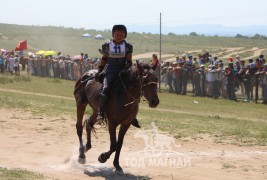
[83,164,150,180]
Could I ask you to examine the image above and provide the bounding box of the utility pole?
[159,12,162,92]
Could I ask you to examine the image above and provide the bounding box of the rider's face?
[113,30,126,44]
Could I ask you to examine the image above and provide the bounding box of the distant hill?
[128,24,267,36]
[1,23,267,60]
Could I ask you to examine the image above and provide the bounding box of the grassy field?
[1,23,267,61]
[0,73,266,147]
[0,167,44,180]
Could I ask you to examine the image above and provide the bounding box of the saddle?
[80,70,98,83]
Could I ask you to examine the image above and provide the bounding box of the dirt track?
[0,107,266,180]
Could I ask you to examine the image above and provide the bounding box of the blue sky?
[1,0,267,32]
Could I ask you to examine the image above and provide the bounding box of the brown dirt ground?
[0,108,266,180]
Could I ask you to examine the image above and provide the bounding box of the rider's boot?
[97,93,108,121]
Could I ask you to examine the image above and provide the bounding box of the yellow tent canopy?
[43,50,57,56]
[35,50,46,55]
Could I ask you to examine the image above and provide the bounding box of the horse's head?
[136,61,159,108]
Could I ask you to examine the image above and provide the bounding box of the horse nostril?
[150,99,159,106]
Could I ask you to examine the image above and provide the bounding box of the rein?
[119,71,142,106]
[140,81,158,103]
[118,69,158,106]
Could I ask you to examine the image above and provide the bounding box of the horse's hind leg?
[85,112,98,152]
[76,102,87,164]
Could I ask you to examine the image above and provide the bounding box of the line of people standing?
[0,54,21,75]
[161,53,267,104]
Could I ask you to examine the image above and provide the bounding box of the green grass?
[138,105,267,146]
[222,163,236,169]
[0,74,74,97]
[0,74,266,146]
[238,51,254,59]
[0,75,31,84]
[0,167,44,180]
[0,91,77,117]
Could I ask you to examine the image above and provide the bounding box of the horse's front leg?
[98,123,117,163]
[113,123,131,174]
[76,103,87,164]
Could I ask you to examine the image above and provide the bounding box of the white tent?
[82,33,92,37]
[94,34,104,39]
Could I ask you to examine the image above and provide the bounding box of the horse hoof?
[98,154,107,163]
[78,157,86,164]
[115,169,124,175]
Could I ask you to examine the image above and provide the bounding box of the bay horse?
[74,61,159,173]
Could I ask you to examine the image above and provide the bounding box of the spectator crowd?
[0,51,99,81]
[1,50,267,104]
[161,53,267,104]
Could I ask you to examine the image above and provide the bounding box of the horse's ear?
[136,60,144,76]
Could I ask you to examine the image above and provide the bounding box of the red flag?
[15,40,27,51]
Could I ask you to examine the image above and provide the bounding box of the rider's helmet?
[112,25,127,38]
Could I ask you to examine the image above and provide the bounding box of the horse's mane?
[113,66,140,91]
[142,63,151,70]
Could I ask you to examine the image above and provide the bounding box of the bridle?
[119,71,141,106]
[141,69,158,87]
[119,69,158,106]
[142,81,158,87]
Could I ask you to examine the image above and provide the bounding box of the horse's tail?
[83,118,97,135]
[74,76,83,94]
[73,75,92,105]
[98,117,108,128]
